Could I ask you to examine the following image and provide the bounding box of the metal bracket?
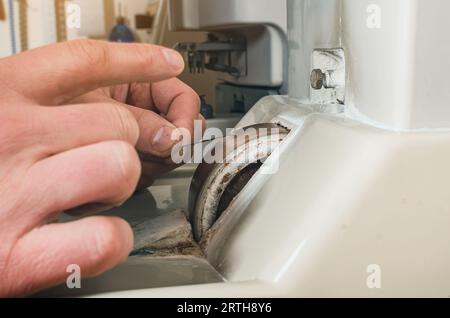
[175,34,247,77]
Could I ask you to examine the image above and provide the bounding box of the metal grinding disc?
[188,123,290,241]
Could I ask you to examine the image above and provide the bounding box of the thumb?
[2,216,132,297]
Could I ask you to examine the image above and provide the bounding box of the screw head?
[311,69,325,90]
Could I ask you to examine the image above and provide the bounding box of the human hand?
[0,40,201,297]
[72,76,205,190]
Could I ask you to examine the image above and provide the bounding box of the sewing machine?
[42,0,450,297]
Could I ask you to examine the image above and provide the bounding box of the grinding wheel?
[188,123,290,241]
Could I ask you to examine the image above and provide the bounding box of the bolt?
[311,69,326,90]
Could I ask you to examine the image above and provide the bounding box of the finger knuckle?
[187,88,201,111]
[0,107,42,152]
[110,141,141,198]
[91,219,129,265]
[179,82,201,112]
[109,104,140,144]
[134,44,156,73]
[193,93,201,112]
[66,39,110,70]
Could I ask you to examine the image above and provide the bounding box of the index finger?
[1,40,185,105]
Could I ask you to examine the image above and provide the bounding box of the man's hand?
[0,40,203,297]
[72,79,205,190]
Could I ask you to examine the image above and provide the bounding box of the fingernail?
[152,126,176,153]
[162,48,184,71]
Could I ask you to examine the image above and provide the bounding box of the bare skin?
[0,39,204,297]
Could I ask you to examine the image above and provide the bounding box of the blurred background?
[0,0,218,108]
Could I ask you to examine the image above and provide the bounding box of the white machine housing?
[289,0,450,130]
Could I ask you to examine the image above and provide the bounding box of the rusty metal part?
[188,123,290,241]
[216,161,263,220]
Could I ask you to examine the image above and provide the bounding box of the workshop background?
[0,0,217,108]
